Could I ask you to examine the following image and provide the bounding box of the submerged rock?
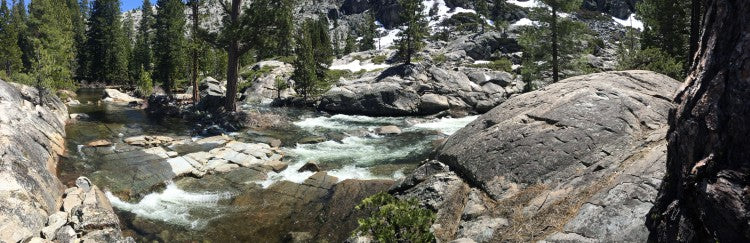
[393,71,680,242]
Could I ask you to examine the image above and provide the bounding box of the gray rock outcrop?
[391,71,681,242]
[0,80,130,242]
[318,64,526,116]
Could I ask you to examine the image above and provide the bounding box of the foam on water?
[294,114,406,131]
[258,161,407,188]
[411,115,479,135]
[106,182,234,229]
[288,136,430,165]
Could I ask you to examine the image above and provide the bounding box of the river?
[59,89,477,241]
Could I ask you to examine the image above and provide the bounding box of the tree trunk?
[223,0,241,112]
[646,0,750,242]
[551,7,559,82]
[688,0,701,68]
[191,1,200,104]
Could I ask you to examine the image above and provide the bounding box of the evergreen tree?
[344,33,357,55]
[188,0,201,103]
[153,0,185,94]
[15,0,34,72]
[637,0,692,77]
[360,11,377,51]
[132,0,154,78]
[475,0,489,33]
[519,0,589,84]
[123,16,138,84]
[292,21,318,100]
[86,0,129,84]
[69,0,88,80]
[311,15,333,82]
[246,0,295,59]
[396,0,427,64]
[28,0,76,89]
[0,0,23,76]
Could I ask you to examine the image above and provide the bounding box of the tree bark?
[688,0,701,68]
[190,0,200,104]
[223,0,241,112]
[646,0,750,242]
[551,6,559,82]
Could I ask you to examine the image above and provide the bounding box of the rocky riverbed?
[57,87,479,241]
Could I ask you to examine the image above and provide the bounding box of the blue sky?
[121,0,142,12]
[6,0,144,12]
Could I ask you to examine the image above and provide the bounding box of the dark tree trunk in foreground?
[646,0,750,242]
[190,0,200,104]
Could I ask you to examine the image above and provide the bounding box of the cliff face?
[0,80,68,241]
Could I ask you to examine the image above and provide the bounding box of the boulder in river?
[391,71,681,242]
[103,88,143,104]
[374,125,402,135]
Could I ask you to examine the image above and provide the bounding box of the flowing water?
[60,89,477,241]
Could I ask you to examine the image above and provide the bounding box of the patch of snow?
[613,14,644,31]
[511,18,536,27]
[473,60,491,65]
[507,0,543,8]
[330,60,391,72]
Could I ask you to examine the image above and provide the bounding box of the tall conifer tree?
[360,11,377,51]
[86,0,129,84]
[28,0,76,89]
[396,0,427,64]
[153,0,185,94]
[133,0,154,76]
[0,0,23,76]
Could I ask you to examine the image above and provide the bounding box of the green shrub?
[326,69,353,82]
[353,192,436,243]
[432,54,447,64]
[440,12,482,32]
[372,55,388,64]
[618,47,684,80]
[137,69,153,96]
[240,65,276,81]
[469,58,513,72]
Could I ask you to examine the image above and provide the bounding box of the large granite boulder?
[393,71,681,242]
[240,61,297,104]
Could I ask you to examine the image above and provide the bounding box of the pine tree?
[15,0,34,72]
[246,0,295,59]
[132,0,154,78]
[475,0,489,33]
[311,15,333,82]
[344,33,357,55]
[86,0,129,84]
[292,21,318,100]
[123,16,137,84]
[360,11,377,51]
[28,0,76,89]
[637,0,692,77]
[188,0,201,103]
[69,0,88,80]
[0,0,23,76]
[396,0,427,64]
[153,0,185,95]
[519,0,589,84]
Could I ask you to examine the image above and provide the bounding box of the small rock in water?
[374,125,402,135]
[75,177,92,192]
[298,162,321,173]
[298,136,326,144]
[69,113,90,121]
[85,139,111,147]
